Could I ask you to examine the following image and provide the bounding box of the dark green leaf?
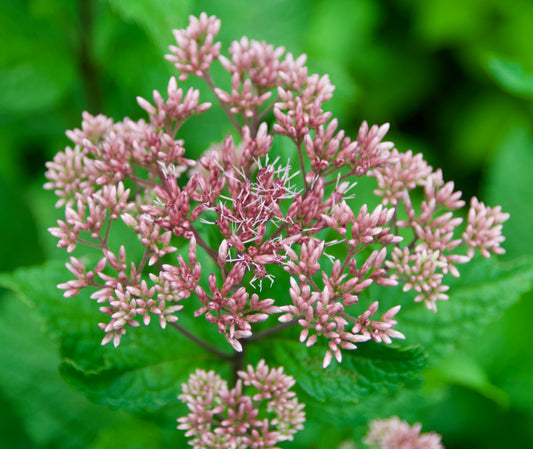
[0,261,231,413]
[250,339,425,429]
[259,339,426,404]
[0,293,117,449]
[447,94,520,171]
[0,1,76,114]
[0,177,45,270]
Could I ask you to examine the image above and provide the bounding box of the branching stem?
[170,322,234,360]
[324,171,353,187]
[128,175,160,189]
[76,238,103,250]
[244,317,302,342]
[191,226,219,263]
[202,72,243,132]
[294,138,308,188]
[137,247,151,274]
[339,311,358,324]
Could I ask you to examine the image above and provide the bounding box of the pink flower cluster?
[370,154,510,311]
[177,360,305,448]
[364,416,444,449]
[45,13,508,370]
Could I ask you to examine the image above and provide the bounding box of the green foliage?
[0,0,76,114]
[399,256,533,358]
[107,0,192,52]
[485,56,533,99]
[264,340,426,404]
[190,0,311,50]
[485,127,533,260]
[268,340,427,433]
[2,0,533,447]
[0,292,115,449]
[0,178,45,270]
[425,350,508,406]
[0,291,185,449]
[0,261,230,415]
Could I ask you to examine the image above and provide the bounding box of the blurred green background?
[1,0,532,448]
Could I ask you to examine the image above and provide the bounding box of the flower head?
[177,361,305,448]
[364,416,444,449]
[45,13,508,362]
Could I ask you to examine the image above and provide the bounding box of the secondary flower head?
[177,360,305,448]
[364,416,444,449]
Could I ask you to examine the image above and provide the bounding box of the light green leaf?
[425,350,508,406]
[485,56,533,99]
[398,256,533,358]
[88,416,182,449]
[484,126,533,259]
[106,0,192,52]
[190,0,311,50]
[305,0,379,61]
[413,0,486,47]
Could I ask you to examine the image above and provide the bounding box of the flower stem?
[191,226,220,264]
[137,247,151,274]
[202,72,243,132]
[76,238,103,250]
[170,322,234,360]
[244,317,301,342]
[294,138,308,188]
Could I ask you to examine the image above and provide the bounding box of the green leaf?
[484,55,533,99]
[0,260,107,369]
[106,0,192,52]
[0,292,119,449]
[425,350,508,407]
[412,0,487,47]
[484,126,533,259]
[88,416,182,449]
[0,290,186,449]
[0,1,76,114]
[305,0,379,61]
[0,176,45,270]
[456,290,533,412]
[191,0,311,51]
[0,261,231,414]
[251,339,426,428]
[266,340,426,403]
[60,351,228,413]
[447,94,520,171]
[398,256,533,358]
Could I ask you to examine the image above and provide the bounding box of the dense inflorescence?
[45,12,508,368]
[177,360,305,449]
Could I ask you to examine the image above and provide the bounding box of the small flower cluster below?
[364,416,444,449]
[177,360,305,449]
